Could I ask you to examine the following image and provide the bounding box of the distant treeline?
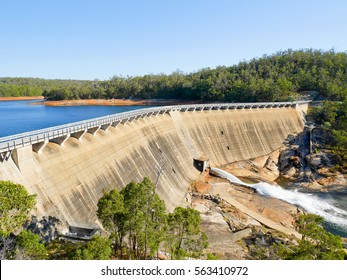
[1,49,347,102]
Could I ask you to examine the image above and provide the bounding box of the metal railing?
[0,101,309,153]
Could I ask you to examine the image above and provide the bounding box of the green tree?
[97,178,168,259]
[120,178,167,259]
[0,181,36,237]
[96,178,209,260]
[71,236,112,260]
[332,129,347,170]
[15,230,47,260]
[167,207,208,259]
[260,214,346,260]
[97,189,126,256]
[246,214,346,260]
[289,214,345,260]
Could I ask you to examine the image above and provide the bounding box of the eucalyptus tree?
[120,177,167,259]
[97,178,167,259]
[0,181,36,238]
[97,189,126,256]
[167,207,208,259]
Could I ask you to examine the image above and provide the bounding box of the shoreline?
[0,96,44,101]
[30,98,205,107]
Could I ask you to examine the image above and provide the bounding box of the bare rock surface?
[190,174,300,259]
[278,128,347,188]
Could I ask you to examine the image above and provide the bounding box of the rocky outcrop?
[278,127,347,188]
[221,150,281,183]
[306,151,337,171]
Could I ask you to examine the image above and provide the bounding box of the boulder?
[282,167,296,178]
[264,156,278,172]
[307,152,336,170]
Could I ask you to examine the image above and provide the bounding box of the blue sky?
[1,0,347,80]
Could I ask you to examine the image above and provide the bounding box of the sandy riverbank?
[0,96,44,101]
[31,98,204,106]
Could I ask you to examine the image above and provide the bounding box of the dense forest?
[1,49,347,102]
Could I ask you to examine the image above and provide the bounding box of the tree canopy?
[0,181,50,260]
[247,214,346,260]
[0,181,36,238]
[97,178,168,259]
[97,188,126,255]
[288,214,345,260]
[70,236,112,260]
[97,177,207,260]
[2,49,347,102]
[15,230,47,260]
[120,178,168,259]
[166,207,208,259]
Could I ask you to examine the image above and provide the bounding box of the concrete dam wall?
[0,105,305,227]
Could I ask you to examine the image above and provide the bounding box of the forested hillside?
[1,49,347,102]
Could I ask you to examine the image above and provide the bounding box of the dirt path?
[213,184,302,239]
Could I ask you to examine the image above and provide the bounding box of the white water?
[211,167,347,229]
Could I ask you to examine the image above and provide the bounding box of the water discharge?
[211,167,347,231]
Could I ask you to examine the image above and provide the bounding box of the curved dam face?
[0,107,305,226]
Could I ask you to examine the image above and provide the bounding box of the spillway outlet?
[193,157,210,172]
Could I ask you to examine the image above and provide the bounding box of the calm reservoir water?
[0,100,152,137]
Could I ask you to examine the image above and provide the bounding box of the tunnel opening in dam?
[0,102,308,227]
[193,157,210,172]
